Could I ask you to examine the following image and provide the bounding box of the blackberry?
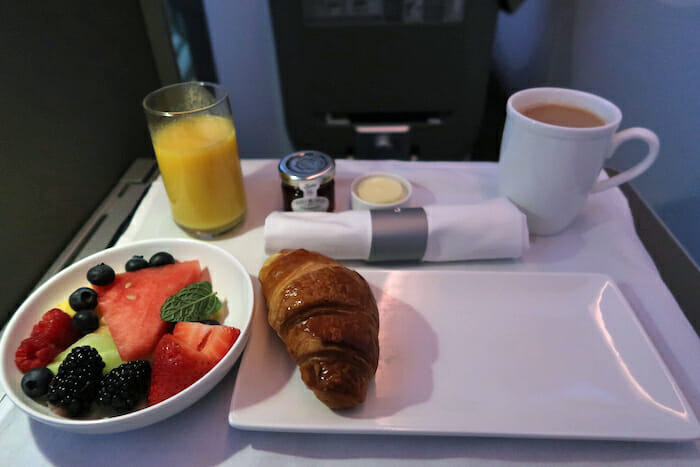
[47,346,104,417]
[98,360,151,413]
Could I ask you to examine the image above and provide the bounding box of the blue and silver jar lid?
[278,150,335,186]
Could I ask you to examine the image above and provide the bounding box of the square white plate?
[229,270,700,441]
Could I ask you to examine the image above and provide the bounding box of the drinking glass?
[143,82,247,238]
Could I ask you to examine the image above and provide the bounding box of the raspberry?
[31,308,80,349]
[15,336,60,373]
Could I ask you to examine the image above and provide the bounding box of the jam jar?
[279,150,335,212]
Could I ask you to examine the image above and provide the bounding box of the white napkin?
[264,198,529,262]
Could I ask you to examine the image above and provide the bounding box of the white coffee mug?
[498,87,659,235]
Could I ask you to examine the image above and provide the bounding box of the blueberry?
[69,287,98,311]
[125,255,149,272]
[73,309,100,335]
[21,367,54,398]
[87,263,115,286]
[149,252,175,267]
[198,319,220,325]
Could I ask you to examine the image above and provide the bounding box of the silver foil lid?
[279,150,335,185]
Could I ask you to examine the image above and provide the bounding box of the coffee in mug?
[521,103,605,128]
[498,87,659,236]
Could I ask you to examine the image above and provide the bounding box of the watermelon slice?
[94,260,201,361]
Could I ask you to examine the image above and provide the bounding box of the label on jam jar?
[290,180,330,211]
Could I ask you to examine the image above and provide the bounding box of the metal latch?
[354,125,411,159]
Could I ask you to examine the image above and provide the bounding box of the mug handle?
[590,128,659,193]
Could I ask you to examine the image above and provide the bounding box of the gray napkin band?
[369,207,428,262]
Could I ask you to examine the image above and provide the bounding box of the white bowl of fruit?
[0,238,254,434]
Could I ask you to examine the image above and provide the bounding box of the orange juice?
[152,114,246,233]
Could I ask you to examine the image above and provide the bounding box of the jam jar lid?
[279,150,335,185]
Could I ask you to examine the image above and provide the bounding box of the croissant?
[258,249,379,409]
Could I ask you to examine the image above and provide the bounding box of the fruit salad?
[14,252,241,419]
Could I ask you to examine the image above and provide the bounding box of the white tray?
[229,270,700,441]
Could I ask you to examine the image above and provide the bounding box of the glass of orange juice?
[143,82,246,238]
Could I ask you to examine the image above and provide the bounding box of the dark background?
[0,3,161,323]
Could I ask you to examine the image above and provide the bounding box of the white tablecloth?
[1,159,698,466]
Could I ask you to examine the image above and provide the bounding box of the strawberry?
[172,322,211,352]
[172,322,240,364]
[200,326,240,364]
[148,334,214,406]
[31,308,80,349]
[15,336,60,373]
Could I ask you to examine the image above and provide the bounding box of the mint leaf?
[161,281,222,322]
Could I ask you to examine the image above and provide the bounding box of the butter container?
[350,172,412,210]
